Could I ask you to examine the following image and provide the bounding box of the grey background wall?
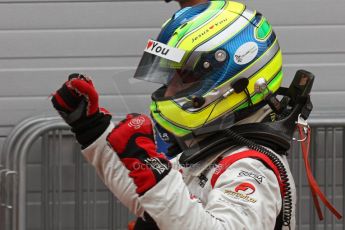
[0,0,344,229]
[1,0,345,149]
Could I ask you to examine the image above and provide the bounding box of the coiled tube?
[223,128,293,228]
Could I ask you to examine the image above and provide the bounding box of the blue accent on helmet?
[157,2,211,44]
[153,120,175,159]
[155,131,172,158]
[193,14,276,97]
[173,7,192,19]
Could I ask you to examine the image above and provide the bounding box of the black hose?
[223,128,293,227]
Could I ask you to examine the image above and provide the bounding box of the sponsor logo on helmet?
[238,170,265,184]
[144,39,186,63]
[192,18,229,43]
[234,42,259,65]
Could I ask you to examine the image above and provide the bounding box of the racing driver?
[51,1,308,229]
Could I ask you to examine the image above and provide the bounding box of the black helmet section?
[230,69,314,152]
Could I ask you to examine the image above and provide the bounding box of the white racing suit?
[82,123,297,230]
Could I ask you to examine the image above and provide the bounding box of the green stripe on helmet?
[167,1,226,47]
[256,17,272,40]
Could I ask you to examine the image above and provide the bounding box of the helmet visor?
[134,39,209,98]
[134,39,189,82]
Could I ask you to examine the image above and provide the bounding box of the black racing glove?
[51,73,111,147]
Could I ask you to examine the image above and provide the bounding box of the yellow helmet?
[134,1,283,140]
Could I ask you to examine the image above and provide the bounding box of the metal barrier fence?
[0,116,133,230]
[0,116,344,230]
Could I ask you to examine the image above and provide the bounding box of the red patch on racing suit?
[235,182,256,195]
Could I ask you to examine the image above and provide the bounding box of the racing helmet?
[134,1,283,141]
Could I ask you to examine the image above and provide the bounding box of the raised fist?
[51,73,101,125]
[51,73,111,147]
